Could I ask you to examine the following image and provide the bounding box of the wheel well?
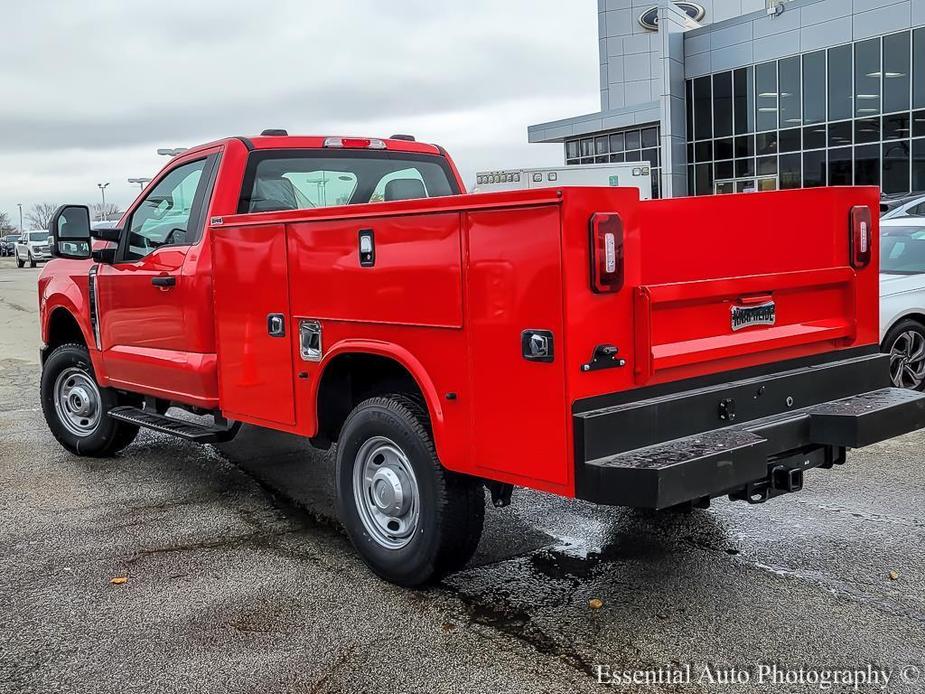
[315,353,427,445]
[884,313,925,346]
[45,309,86,354]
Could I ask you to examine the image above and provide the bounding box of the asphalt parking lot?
[1,256,924,693]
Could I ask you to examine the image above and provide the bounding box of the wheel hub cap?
[54,367,102,437]
[67,387,94,417]
[353,436,420,550]
[371,466,412,516]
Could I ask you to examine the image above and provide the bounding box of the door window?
[124,159,207,261]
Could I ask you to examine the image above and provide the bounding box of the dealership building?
[529,0,925,198]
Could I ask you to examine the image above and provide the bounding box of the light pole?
[17,203,22,232]
[97,183,110,221]
[156,148,188,157]
[306,175,329,206]
[128,177,151,191]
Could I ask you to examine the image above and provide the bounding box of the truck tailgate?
[634,267,856,382]
[631,188,879,385]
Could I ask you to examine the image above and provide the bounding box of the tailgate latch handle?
[581,344,626,372]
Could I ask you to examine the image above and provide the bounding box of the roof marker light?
[323,137,387,150]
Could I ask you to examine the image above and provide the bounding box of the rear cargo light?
[323,137,387,150]
[850,205,873,269]
[589,213,624,293]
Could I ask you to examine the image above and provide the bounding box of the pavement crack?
[123,529,298,565]
[307,644,357,693]
[0,296,28,313]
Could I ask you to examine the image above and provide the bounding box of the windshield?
[239,150,459,214]
[28,232,49,243]
[881,227,925,274]
[4,235,18,242]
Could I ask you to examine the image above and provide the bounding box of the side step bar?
[109,406,239,443]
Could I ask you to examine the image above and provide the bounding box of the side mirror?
[49,205,92,260]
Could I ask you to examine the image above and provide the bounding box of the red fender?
[39,269,104,377]
[312,339,454,463]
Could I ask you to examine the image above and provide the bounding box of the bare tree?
[25,203,57,231]
[0,211,16,234]
[91,202,121,222]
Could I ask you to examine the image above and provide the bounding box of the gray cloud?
[0,0,599,216]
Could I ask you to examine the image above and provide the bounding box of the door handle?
[151,276,176,288]
[358,229,375,267]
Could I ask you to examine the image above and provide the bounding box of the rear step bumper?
[573,353,925,509]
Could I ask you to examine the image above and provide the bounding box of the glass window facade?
[564,124,663,198]
[687,31,923,196]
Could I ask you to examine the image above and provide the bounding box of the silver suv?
[14,230,52,268]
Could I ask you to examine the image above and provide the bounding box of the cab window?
[124,159,207,261]
[239,150,459,213]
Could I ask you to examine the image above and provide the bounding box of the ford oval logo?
[638,2,706,31]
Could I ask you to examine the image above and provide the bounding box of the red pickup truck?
[38,132,925,586]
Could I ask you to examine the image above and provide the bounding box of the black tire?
[29,254,36,268]
[16,256,24,268]
[882,319,925,391]
[40,343,139,456]
[335,394,485,587]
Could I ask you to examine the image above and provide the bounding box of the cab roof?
[182,134,443,158]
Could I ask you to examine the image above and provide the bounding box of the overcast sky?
[0,0,599,227]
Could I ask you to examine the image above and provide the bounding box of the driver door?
[98,153,218,397]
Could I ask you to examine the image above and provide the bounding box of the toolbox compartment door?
[212,223,296,426]
[465,205,570,489]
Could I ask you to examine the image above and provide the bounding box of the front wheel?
[335,395,485,587]
[40,343,139,456]
[29,254,36,268]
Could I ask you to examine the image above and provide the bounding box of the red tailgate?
[627,187,880,386]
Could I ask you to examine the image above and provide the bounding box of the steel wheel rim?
[889,330,925,389]
[353,436,420,550]
[53,367,102,437]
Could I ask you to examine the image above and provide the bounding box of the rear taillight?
[590,213,624,293]
[323,137,387,150]
[850,205,872,269]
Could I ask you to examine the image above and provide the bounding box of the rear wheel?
[40,343,139,456]
[335,395,485,587]
[883,319,925,391]
[16,255,24,268]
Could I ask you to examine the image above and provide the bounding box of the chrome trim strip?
[88,265,102,350]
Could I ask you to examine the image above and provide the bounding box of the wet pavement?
[1,258,924,693]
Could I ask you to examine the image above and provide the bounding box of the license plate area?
[731,301,776,331]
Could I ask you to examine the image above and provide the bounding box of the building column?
[657,1,699,198]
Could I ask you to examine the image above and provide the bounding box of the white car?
[881,193,925,220]
[880,218,925,390]
[14,230,52,268]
